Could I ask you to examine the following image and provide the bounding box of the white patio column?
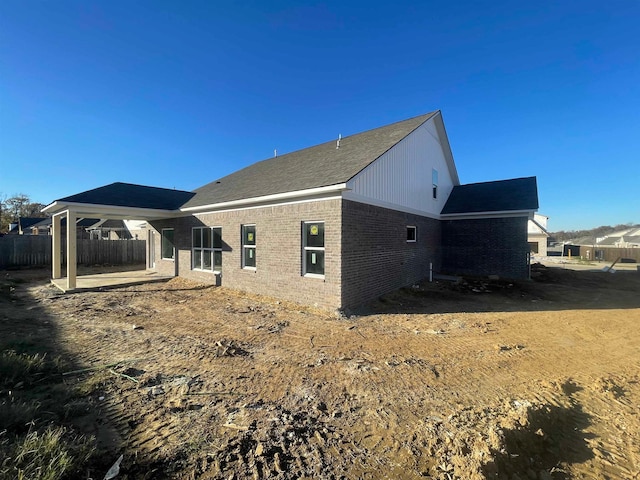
[66,210,77,290]
[52,214,62,279]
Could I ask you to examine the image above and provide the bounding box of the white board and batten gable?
[343,113,460,218]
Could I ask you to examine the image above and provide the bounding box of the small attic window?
[407,226,417,243]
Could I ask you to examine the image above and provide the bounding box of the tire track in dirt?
[30,272,640,479]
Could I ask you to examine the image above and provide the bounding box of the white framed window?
[161,228,174,260]
[241,224,256,269]
[432,168,439,199]
[407,225,417,242]
[192,226,222,272]
[302,221,325,277]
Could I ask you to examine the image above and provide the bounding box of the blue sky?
[1,1,638,231]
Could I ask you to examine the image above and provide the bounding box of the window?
[242,225,256,269]
[432,168,438,199]
[192,227,222,272]
[302,221,325,276]
[161,228,174,260]
[407,226,417,242]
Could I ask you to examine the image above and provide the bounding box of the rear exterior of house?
[44,110,539,310]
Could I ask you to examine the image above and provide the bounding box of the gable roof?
[182,112,439,209]
[9,217,47,233]
[20,217,46,230]
[441,177,538,215]
[54,182,195,211]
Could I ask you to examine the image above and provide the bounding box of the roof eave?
[181,183,348,213]
[43,201,179,220]
[433,111,460,186]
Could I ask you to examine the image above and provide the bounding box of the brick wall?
[341,200,441,307]
[441,216,530,279]
[150,199,342,310]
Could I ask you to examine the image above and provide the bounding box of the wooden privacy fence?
[577,245,640,263]
[0,236,146,268]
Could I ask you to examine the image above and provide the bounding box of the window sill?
[192,268,222,275]
[303,273,325,280]
[161,258,175,261]
[242,267,257,271]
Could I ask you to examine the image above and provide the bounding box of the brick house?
[43,111,539,309]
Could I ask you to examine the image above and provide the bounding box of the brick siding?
[150,201,530,309]
[150,199,342,310]
[441,216,530,279]
[341,200,441,307]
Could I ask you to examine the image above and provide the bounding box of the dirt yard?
[2,263,640,479]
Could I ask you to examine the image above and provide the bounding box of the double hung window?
[192,227,222,272]
[161,228,174,260]
[302,221,324,276]
[242,225,256,269]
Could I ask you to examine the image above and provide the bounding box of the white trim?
[302,221,325,278]
[440,210,535,220]
[303,273,325,280]
[241,224,257,270]
[406,225,417,243]
[192,226,222,272]
[181,184,348,213]
[193,195,343,217]
[342,191,441,220]
[43,201,178,220]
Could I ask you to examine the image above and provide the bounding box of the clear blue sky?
[1,1,638,231]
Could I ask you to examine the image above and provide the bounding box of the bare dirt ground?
[2,263,640,479]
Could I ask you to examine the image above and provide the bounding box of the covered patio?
[42,183,195,292]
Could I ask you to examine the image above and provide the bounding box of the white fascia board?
[433,112,460,186]
[44,201,178,220]
[341,191,440,220]
[181,183,348,213]
[440,209,535,220]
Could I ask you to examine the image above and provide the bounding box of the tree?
[0,193,48,233]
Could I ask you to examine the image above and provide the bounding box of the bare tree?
[0,193,48,233]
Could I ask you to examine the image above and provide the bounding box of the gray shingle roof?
[57,182,195,210]
[441,177,538,215]
[182,112,438,209]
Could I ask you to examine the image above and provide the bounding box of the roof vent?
[274,149,277,157]
[336,133,342,149]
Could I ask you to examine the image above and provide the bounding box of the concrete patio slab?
[51,270,173,293]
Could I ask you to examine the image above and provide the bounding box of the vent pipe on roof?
[274,149,277,157]
[336,133,342,149]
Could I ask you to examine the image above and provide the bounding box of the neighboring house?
[595,227,640,248]
[28,217,98,239]
[87,219,147,240]
[527,213,549,255]
[7,217,47,235]
[28,217,145,240]
[43,111,539,310]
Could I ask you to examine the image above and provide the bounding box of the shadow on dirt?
[357,264,640,316]
[0,271,121,479]
[482,382,594,479]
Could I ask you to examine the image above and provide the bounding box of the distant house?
[86,219,147,240]
[7,217,47,235]
[43,111,539,309]
[595,227,640,248]
[25,217,145,240]
[527,213,549,256]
